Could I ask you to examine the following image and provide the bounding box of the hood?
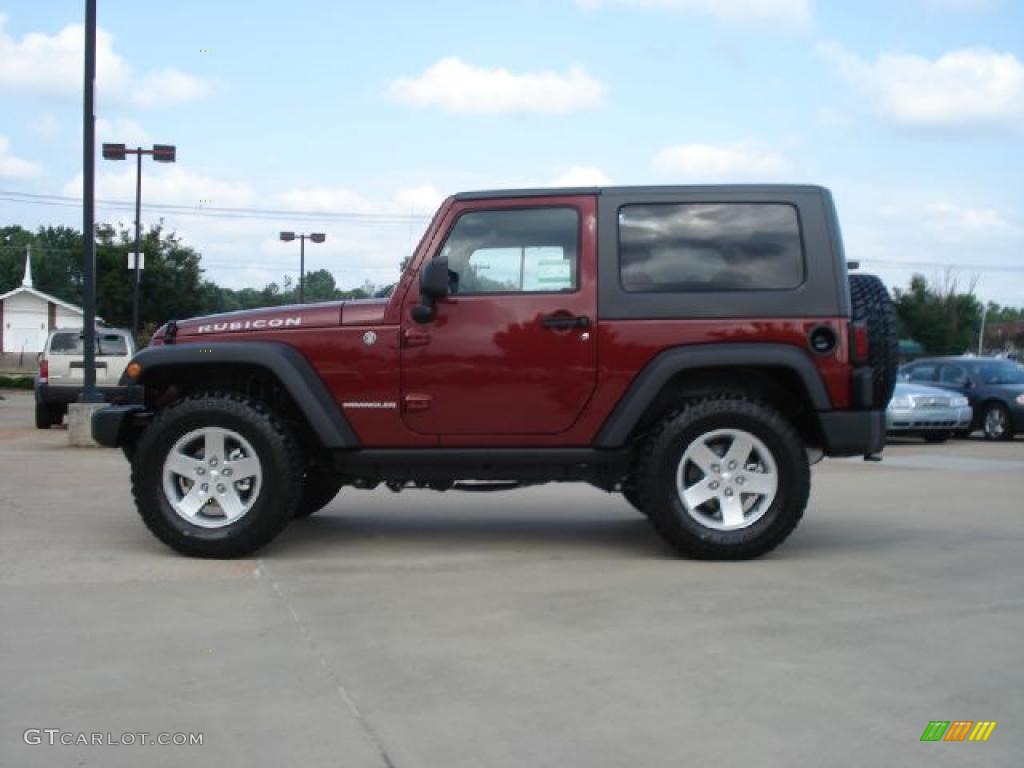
[154,301,346,342]
[151,297,391,343]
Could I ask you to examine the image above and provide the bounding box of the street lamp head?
[310,233,326,244]
[152,144,177,163]
[279,232,296,242]
[102,143,126,160]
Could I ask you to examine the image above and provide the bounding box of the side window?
[618,203,804,292]
[939,365,967,385]
[440,208,579,295]
[908,364,937,383]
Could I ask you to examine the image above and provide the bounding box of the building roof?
[0,284,85,315]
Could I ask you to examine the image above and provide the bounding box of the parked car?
[35,328,136,429]
[886,381,971,443]
[899,357,1024,440]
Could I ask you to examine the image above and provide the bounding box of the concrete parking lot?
[1,388,1022,767]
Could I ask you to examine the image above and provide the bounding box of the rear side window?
[618,203,804,292]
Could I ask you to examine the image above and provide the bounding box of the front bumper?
[92,405,151,448]
[887,405,973,433]
[818,410,886,457]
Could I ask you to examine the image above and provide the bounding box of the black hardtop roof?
[454,184,830,201]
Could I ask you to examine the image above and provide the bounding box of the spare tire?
[849,273,898,407]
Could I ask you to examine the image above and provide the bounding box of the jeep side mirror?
[411,257,450,324]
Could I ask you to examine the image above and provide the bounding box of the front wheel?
[982,403,1012,441]
[130,394,303,557]
[633,397,810,560]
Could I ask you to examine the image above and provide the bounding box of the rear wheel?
[849,274,898,407]
[35,403,61,429]
[131,394,303,557]
[632,397,809,560]
[982,403,1012,441]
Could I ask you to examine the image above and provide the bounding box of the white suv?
[35,328,136,429]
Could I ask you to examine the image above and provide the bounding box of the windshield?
[966,361,1024,385]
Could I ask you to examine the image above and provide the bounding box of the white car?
[34,328,136,429]
[886,381,972,443]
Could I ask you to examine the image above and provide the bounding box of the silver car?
[886,381,972,443]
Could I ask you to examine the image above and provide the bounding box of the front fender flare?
[594,343,832,448]
[125,341,358,448]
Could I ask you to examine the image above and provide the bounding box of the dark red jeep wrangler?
[94,185,897,559]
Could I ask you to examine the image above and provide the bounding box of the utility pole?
[80,0,100,403]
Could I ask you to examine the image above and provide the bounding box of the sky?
[0,0,1022,304]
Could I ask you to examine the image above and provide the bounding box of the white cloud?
[818,42,1024,128]
[0,13,211,107]
[576,0,812,25]
[0,135,43,179]
[96,118,152,148]
[922,202,1017,239]
[28,113,60,140]
[62,166,257,208]
[394,184,447,215]
[389,57,604,114]
[652,142,787,178]
[547,166,613,186]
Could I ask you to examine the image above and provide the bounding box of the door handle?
[541,313,590,330]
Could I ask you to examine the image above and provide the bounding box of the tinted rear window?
[49,333,130,356]
[618,203,804,292]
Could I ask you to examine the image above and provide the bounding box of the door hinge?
[403,394,432,412]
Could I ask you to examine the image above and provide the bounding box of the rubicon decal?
[195,317,302,333]
[920,721,997,742]
[342,401,397,410]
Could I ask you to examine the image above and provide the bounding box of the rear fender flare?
[594,343,831,447]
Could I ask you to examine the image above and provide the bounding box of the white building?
[1,249,86,357]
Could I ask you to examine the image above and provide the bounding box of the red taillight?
[849,322,869,364]
[38,359,49,382]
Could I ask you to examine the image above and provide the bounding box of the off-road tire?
[294,469,344,518]
[130,393,303,557]
[633,397,810,560]
[981,402,1013,441]
[849,273,898,407]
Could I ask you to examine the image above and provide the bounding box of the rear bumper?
[818,410,886,457]
[36,382,142,406]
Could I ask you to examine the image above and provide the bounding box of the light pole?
[80,0,101,403]
[102,143,176,339]
[978,304,989,356]
[279,232,325,304]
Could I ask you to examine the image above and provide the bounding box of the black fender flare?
[594,343,832,447]
[125,341,358,448]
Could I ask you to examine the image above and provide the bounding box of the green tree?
[893,272,983,355]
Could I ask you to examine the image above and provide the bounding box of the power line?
[0,190,433,224]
